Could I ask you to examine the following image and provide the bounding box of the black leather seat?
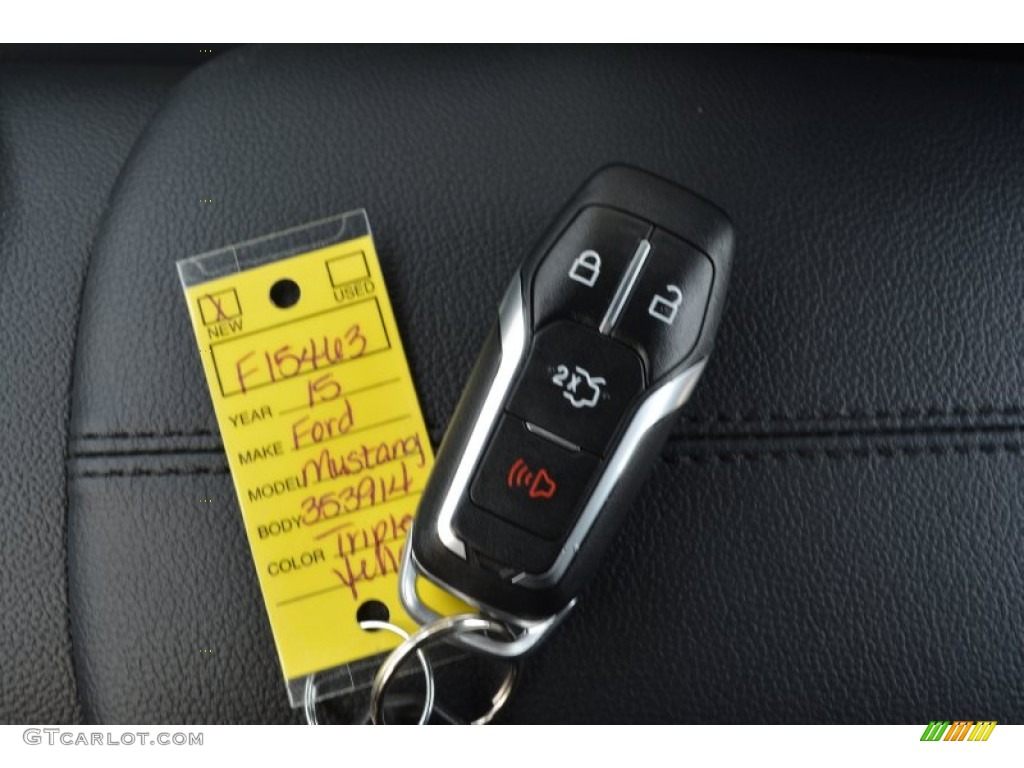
[3,45,1023,724]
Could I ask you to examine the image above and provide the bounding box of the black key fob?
[407,165,734,625]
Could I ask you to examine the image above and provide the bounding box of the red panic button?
[507,458,558,500]
[470,416,598,541]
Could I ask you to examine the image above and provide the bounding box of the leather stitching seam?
[71,404,1024,441]
[664,441,1024,464]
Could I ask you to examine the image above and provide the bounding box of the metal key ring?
[370,614,519,725]
[304,619,436,725]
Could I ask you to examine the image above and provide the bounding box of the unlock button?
[612,228,714,380]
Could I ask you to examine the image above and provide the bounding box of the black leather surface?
[42,45,1024,722]
[0,62,184,722]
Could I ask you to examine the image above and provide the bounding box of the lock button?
[569,250,602,287]
[611,228,714,380]
[532,206,651,331]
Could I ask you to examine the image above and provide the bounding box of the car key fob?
[406,165,734,627]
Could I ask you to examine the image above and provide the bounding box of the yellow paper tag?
[178,212,464,688]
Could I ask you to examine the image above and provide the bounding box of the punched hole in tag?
[356,599,390,631]
[269,277,301,308]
